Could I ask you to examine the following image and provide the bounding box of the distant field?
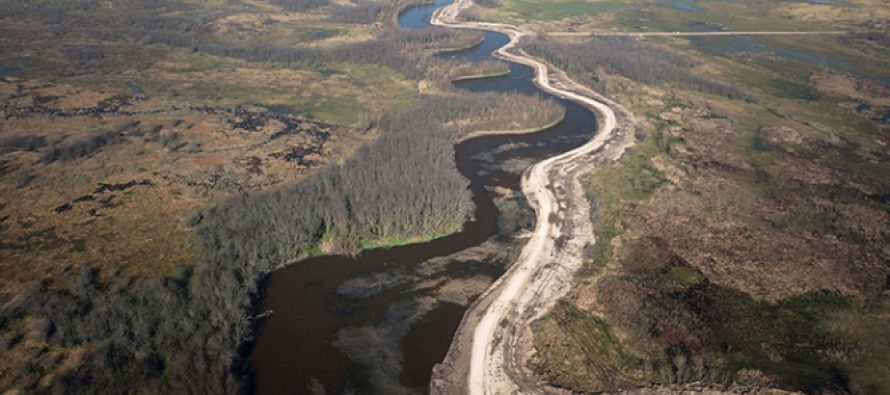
[470,0,890,32]
[492,0,623,21]
[0,1,571,392]
[143,53,417,124]
[501,0,890,392]
[0,0,419,125]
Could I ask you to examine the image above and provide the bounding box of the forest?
[269,0,330,12]
[2,0,479,81]
[0,0,568,392]
[176,28,485,80]
[1,88,560,393]
[194,91,562,263]
[523,36,748,99]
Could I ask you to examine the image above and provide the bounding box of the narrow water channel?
[249,1,598,394]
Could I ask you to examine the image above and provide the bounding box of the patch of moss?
[586,140,668,266]
[712,290,854,392]
[766,78,822,101]
[358,223,461,250]
[71,238,87,252]
[668,265,701,288]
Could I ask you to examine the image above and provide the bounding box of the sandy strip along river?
[430,0,637,393]
[250,0,635,393]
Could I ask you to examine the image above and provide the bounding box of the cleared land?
[447,0,890,393]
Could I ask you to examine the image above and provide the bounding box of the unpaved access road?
[549,30,852,37]
[429,1,637,393]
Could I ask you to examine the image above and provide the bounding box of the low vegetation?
[0,88,561,393]
[269,0,330,12]
[0,0,478,124]
[516,2,890,393]
[0,0,564,387]
[466,0,890,34]
[0,0,564,392]
[329,1,386,24]
[40,129,130,164]
[523,36,748,99]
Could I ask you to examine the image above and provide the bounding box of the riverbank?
[428,0,639,393]
[451,68,510,82]
[458,111,564,142]
[358,224,463,250]
[248,1,599,391]
[434,34,488,55]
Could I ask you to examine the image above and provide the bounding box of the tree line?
[523,36,748,99]
[2,0,483,83]
[268,0,330,12]
[135,19,476,80]
[328,0,385,24]
[0,90,562,393]
[192,90,562,259]
[1,0,563,393]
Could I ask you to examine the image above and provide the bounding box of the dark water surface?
[249,2,598,394]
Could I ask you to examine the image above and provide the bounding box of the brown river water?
[249,1,599,393]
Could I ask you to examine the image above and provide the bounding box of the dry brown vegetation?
[0,76,359,392]
[465,0,890,33]
[0,79,561,393]
[0,78,354,286]
[0,0,569,391]
[524,15,890,395]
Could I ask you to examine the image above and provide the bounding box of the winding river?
[249,1,598,393]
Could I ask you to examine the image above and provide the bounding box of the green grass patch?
[823,150,890,181]
[830,300,890,395]
[452,69,511,81]
[305,245,324,256]
[531,301,636,392]
[668,265,701,287]
[359,223,461,250]
[297,94,365,124]
[651,128,686,156]
[590,145,668,202]
[500,0,622,21]
[765,78,822,101]
[586,140,667,266]
[714,290,854,392]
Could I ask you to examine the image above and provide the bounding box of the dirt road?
[550,30,851,37]
[430,1,637,393]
